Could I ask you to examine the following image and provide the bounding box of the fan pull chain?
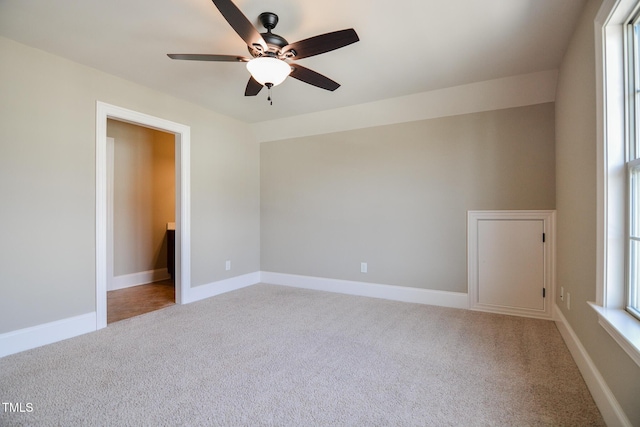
[267,85,273,106]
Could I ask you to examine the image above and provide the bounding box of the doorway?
[96,101,191,330]
[106,121,176,323]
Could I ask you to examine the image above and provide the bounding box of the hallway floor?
[107,280,175,324]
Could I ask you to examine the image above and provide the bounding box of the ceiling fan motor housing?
[248,12,290,57]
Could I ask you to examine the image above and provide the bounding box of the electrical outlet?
[560,286,564,301]
[225,260,231,271]
[361,262,367,273]
[567,292,571,310]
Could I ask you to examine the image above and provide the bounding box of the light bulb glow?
[246,57,291,87]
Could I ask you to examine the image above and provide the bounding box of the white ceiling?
[0,0,586,124]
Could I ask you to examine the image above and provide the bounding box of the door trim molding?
[467,210,556,319]
[96,101,191,329]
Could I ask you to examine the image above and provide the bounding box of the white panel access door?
[478,220,544,309]
[468,211,555,319]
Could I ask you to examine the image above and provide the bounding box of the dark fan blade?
[283,29,359,60]
[211,0,267,51]
[167,54,250,62]
[245,76,263,96]
[290,64,340,91]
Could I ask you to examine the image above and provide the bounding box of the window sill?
[589,302,640,368]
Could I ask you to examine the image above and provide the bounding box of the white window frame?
[592,0,640,368]
[628,158,640,320]
[626,12,640,320]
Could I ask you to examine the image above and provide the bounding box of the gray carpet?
[1,284,604,426]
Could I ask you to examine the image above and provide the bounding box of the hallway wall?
[108,119,175,282]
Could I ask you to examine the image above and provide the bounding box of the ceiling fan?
[168,0,359,103]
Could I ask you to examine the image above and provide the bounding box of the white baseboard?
[0,272,260,358]
[0,312,96,358]
[109,268,170,291]
[554,304,632,427]
[184,272,261,304]
[260,271,468,309]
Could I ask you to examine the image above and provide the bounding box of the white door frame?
[467,210,555,320]
[106,137,115,294]
[96,101,191,329]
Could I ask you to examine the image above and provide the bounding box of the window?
[591,0,640,369]
[627,160,640,318]
[627,13,640,320]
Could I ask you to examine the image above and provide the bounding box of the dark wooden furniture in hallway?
[167,225,175,281]
[107,280,175,324]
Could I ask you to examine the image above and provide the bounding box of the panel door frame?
[96,101,191,330]
[468,210,556,319]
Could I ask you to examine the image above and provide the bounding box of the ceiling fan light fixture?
[246,56,292,87]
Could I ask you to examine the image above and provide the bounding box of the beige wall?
[261,103,556,291]
[555,0,640,424]
[107,119,175,276]
[0,37,260,333]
